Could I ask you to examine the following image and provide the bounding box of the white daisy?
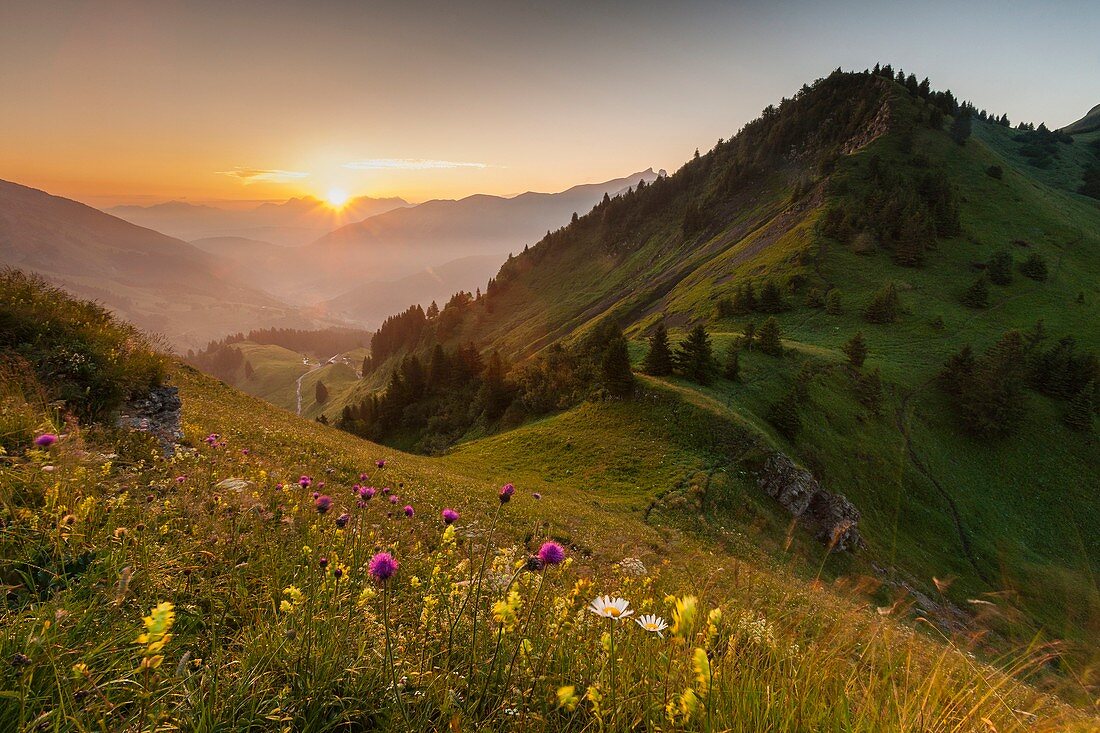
[635,614,669,637]
[588,595,633,620]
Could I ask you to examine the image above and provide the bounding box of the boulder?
[757,453,862,552]
[116,385,183,454]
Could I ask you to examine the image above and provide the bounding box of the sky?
[1,0,1098,207]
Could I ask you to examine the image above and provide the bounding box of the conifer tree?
[244,360,254,380]
[601,335,635,397]
[856,368,884,415]
[767,391,801,439]
[1019,252,1048,281]
[961,275,990,308]
[675,324,716,384]
[723,344,741,381]
[825,289,843,315]
[987,251,1013,285]
[758,280,787,313]
[1063,382,1095,432]
[950,110,972,145]
[864,283,902,323]
[315,380,329,405]
[642,322,674,376]
[741,321,757,350]
[842,332,868,370]
[732,282,758,314]
[756,317,784,357]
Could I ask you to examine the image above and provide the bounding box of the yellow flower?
[670,595,697,640]
[679,687,701,722]
[693,648,712,694]
[556,685,579,712]
[135,602,175,670]
[357,587,377,609]
[492,589,522,631]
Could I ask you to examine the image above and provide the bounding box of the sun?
[325,187,349,209]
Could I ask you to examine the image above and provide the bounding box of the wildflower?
[403,505,414,518]
[318,557,329,570]
[525,556,543,572]
[175,475,186,483]
[532,492,542,500]
[362,487,376,500]
[376,459,386,469]
[635,614,669,637]
[204,434,219,446]
[441,524,456,548]
[692,648,712,694]
[11,653,31,668]
[314,494,332,513]
[335,512,350,528]
[356,586,377,608]
[369,552,398,582]
[389,495,399,504]
[556,685,579,712]
[360,473,369,481]
[135,602,175,670]
[298,475,312,489]
[34,433,58,448]
[241,448,250,456]
[72,662,90,677]
[333,567,344,580]
[499,483,515,503]
[588,596,633,620]
[678,688,701,723]
[442,508,459,525]
[538,541,566,567]
[670,595,697,640]
[492,589,523,631]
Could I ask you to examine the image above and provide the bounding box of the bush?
[960,276,990,309]
[986,165,1003,179]
[0,269,165,421]
[1019,252,1048,281]
[825,289,843,315]
[986,251,1013,285]
[767,391,802,439]
[756,318,784,357]
[864,283,901,324]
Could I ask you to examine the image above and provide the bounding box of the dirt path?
[295,353,343,416]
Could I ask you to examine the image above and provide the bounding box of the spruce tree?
[601,335,635,397]
[741,321,757,350]
[767,391,801,439]
[315,380,329,405]
[675,324,716,384]
[864,283,902,323]
[758,280,787,313]
[244,360,254,380]
[987,251,1013,285]
[961,275,990,309]
[1063,382,1095,432]
[949,110,972,145]
[732,282,758,314]
[825,289,843,315]
[856,368,884,415]
[723,344,741,381]
[842,332,868,370]
[642,322,674,376]
[756,317,784,357]
[1019,252,1048,281]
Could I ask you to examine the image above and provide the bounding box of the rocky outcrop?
[757,453,862,552]
[116,385,183,454]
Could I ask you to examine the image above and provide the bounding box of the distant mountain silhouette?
[109,195,409,246]
[286,169,660,299]
[0,180,333,349]
[1060,103,1100,134]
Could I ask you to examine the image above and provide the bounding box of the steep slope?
[0,180,332,350]
[291,169,660,297]
[331,69,1100,651]
[1061,103,1100,134]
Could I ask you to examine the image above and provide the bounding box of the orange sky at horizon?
[2,1,1095,210]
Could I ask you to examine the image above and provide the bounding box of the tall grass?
[0,410,1094,732]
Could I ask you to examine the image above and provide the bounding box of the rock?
[116,385,183,454]
[757,453,862,552]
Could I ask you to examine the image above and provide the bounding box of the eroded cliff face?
[757,453,861,552]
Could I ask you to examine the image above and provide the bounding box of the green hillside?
[321,69,1100,656]
[2,272,1097,730]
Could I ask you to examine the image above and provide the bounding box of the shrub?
[825,289,843,315]
[842,332,868,370]
[767,391,802,439]
[756,318,784,357]
[986,165,1003,179]
[987,251,1013,285]
[960,276,990,309]
[1019,252,1048,281]
[864,283,901,324]
[0,268,165,421]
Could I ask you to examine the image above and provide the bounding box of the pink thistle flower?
[314,495,333,514]
[442,508,459,525]
[499,483,515,503]
[34,433,58,448]
[369,552,398,582]
[388,495,398,505]
[175,475,187,484]
[537,541,566,566]
[362,487,376,500]
[376,459,386,469]
[335,512,350,528]
[299,475,312,489]
[403,505,414,518]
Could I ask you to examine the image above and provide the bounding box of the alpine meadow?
[1,3,1098,732]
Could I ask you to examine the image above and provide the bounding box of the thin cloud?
[342,158,489,171]
[217,168,311,183]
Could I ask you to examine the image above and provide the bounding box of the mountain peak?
[1060,102,1100,134]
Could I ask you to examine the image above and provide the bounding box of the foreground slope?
[1,274,1095,730]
